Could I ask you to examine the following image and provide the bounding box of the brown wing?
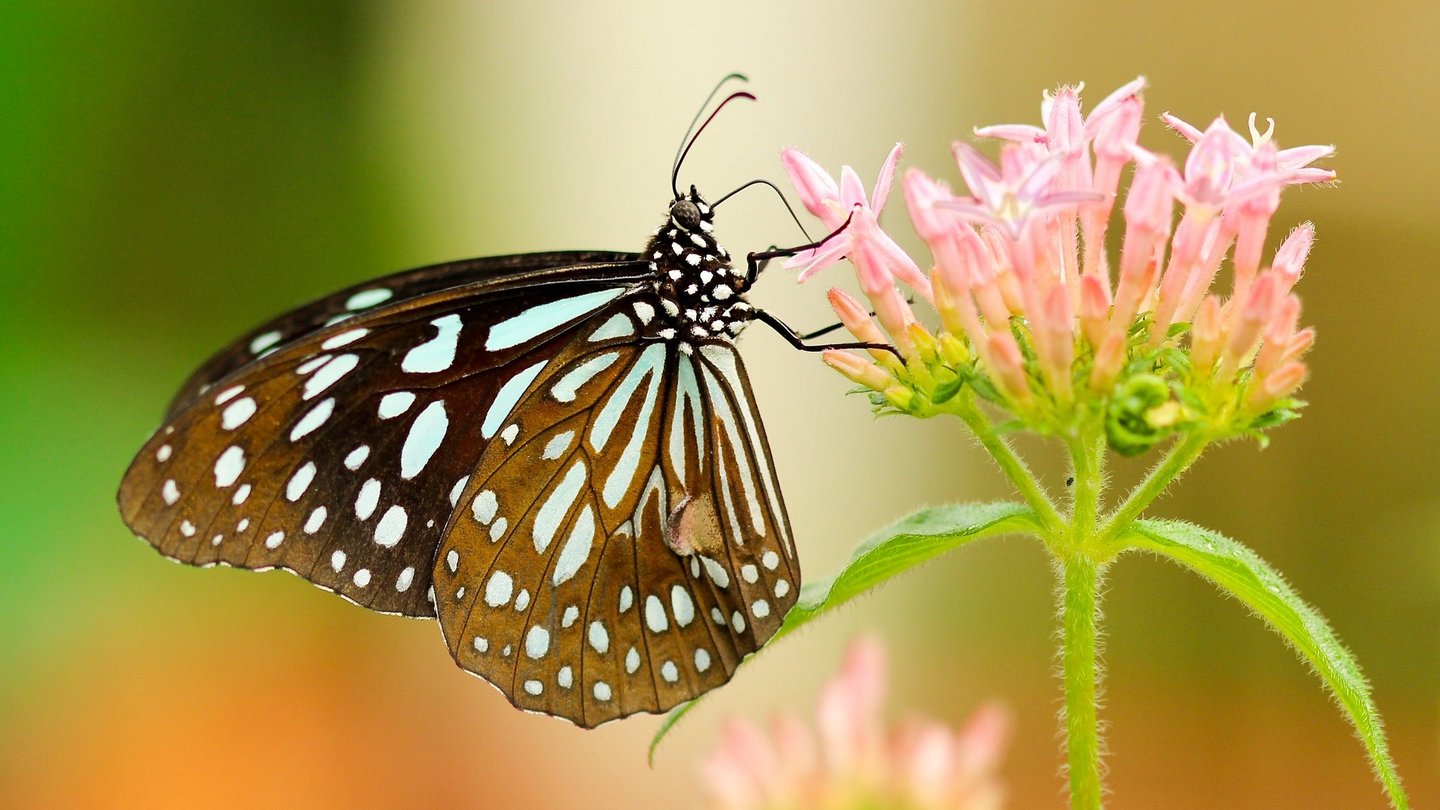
[431,327,800,727]
[118,261,648,617]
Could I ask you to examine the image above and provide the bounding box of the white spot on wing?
[214,385,244,405]
[533,461,587,553]
[374,505,407,547]
[541,431,574,460]
[220,397,256,430]
[449,476,469,506]
[481,360,548,439]
[213,446,246,488]
[589,313,634,342]
[485,289,625,351]
[399,400,448,479]
[303,353,359,399]
[525,626,550,659]
[670,585,695,627]
[484,571,513,606]
[645,595,668,633]
[551,505,595,586]
[286,462,316,501]
[551,352,620,402]
[290,398,335,441]
[355,478,381,520]
[403,314,462,373]
[345,288,392,310]
[249,331,282,354]
[304,506,327,534]
[322,328,368,349]
[588,621,609,654]
[473,490,498,524]
[377,391,415,419]
[344,445,370,470]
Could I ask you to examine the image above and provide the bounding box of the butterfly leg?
[743,211,855,289]
[797,294,916,340]
[745,308,903,359]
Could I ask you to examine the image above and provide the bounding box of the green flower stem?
[1060,552,1106,810]
[953,395,1064,535]
[1097,432,1210,545]
[1067,433,1107,550]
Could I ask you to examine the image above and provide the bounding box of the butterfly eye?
[670,199,702,231]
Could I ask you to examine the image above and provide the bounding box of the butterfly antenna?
[712,178,812,242]
[671,73,749,197]
[672,90,756,198]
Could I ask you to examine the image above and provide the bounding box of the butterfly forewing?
[165,251,638,418]
[433,314,800,726]
[119,261,647,617]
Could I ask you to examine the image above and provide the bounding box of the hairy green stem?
[1060,552,1105,810]
[955,398,1064,534]
[1067,433,1106,550]
[1098,432,1210,544]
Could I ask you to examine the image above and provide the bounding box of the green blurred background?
[2,2,1436,807]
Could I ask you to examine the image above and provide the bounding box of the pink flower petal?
[974,123,1046,143]
[871,142,904,212]
[780,148,840,219]
[839,166,868,211]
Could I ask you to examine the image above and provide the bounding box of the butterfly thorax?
[641,188,752,347]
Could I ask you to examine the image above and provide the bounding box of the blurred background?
[2,1,1436,807]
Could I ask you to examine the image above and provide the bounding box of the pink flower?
[699,638,1010,810]
[939,143,1100,241]
[779,144,929,294]
[787,78,1331,436]
[780,144,930,350]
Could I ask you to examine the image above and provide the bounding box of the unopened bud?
[822,349,894,392]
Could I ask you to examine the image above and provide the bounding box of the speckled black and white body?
[631,186,755,349]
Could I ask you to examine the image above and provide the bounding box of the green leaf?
[648,501,1040,764]
[1123,519,1410,809]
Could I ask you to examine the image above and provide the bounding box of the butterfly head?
[669,185,713,234]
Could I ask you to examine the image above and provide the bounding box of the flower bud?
[823,349,894,392]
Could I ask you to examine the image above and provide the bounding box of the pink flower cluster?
[787,78,1333,417]
[700,638,1009,810]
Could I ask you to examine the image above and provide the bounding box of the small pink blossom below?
[699,638,1010,810]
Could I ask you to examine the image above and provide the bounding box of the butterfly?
[116,77,879,728]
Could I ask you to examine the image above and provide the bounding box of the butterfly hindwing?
[118,262,647,617]
[433,306,800,727]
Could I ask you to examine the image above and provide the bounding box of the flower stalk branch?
[1097,432,1211,545]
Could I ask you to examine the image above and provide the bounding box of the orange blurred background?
[2,2,1436,808]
